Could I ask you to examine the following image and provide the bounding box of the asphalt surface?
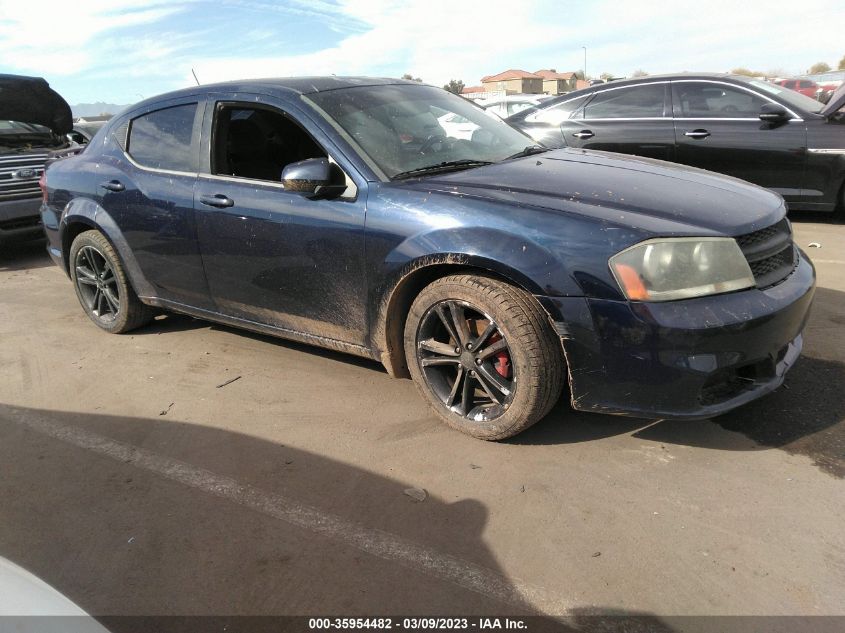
[0,214,843,628]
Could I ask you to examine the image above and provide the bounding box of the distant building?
[460,85,488,99]
[480,70,543,95]
[534,69,578,95]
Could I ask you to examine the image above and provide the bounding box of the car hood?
[419,148,785,236]
[0,74,72,134]
[820,82,845,116]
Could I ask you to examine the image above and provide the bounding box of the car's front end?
[0,74,74,244]
[408,146,816,422]
[540,218,814,419]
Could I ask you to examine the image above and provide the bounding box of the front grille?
[734,218,796,289]
[0,152,48,202]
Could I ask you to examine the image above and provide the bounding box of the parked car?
[478,94,552,119]
[42,77,815,439]
[507,73,845,214]
[0,74,74,242]
[67,120,108,145]
[805,70,845,104]
[774,77,820,99]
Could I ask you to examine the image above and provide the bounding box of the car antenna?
[191,68,201,86]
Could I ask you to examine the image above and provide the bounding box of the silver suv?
[0,74,74,243]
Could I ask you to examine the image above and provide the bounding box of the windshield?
[740,78,824,114]
[306,84,537,179]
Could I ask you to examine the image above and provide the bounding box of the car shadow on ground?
[135,312,388,373]
[788,210,843,225]
[0,404,676,632]
[0,237,53,272]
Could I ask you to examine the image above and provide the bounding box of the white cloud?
[0,0,181,75]
[193,0,570,87]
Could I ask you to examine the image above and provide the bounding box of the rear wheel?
[404,274,564,440]
[69,230,154,333]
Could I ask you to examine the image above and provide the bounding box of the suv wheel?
[69,230,154,333]
[404,274,564,440]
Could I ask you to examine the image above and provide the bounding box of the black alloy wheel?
[404,274,564,440]
[69,230,154,333]
[74,245,121,323]
[416,299,515,422]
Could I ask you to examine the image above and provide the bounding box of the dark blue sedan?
[41,77,815,439]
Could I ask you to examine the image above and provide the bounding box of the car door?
[561,82,675,161]
[194,93,369,347]
[513,94,592,148]
[95,97,214,309]
[672,80,807,204]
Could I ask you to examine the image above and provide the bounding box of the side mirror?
[759,103,790,124]
[281,158,346,199]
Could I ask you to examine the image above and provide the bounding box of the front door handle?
[684,129,711,139]
[572,130,594,139]
[99,180,125,192]
[199,194,235,208]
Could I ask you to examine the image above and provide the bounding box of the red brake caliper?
[487,333,511,379]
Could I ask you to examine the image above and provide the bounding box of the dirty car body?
[42,78,815,436]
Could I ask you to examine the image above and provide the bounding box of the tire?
[404,274,564,440]
[69,230,154,333]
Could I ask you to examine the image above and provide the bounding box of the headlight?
[609,237,755,302]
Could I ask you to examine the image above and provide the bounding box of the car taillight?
[38,171,47,203]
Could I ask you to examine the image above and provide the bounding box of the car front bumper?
[539,251,816,420]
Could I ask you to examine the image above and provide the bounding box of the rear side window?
[584,84,666,119]
[127,103,198,172]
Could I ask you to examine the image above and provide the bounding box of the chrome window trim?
[671,79,803,121]
[122,151,198,178]
[569,116,668,122]
[807,148,845,154]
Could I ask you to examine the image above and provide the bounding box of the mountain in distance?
[71,102,131,118]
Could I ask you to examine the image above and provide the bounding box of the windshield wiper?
[503,145,549,160]
[392,160,494,180]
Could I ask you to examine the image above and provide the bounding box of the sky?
[0,0,843,106]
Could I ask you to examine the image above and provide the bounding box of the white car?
[477,94,554,119]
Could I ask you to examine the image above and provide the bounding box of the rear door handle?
[99,180,125,192]
[199,194,235,208]
[684,129,711,139]
[572,130,594,139]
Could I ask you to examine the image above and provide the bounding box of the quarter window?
[584,85,666,119]
[128,104,198,171]
[673,83,767,118]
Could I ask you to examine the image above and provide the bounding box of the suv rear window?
[127,103,198,172]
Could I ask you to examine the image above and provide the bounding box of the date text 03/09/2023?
[308,618,529,630]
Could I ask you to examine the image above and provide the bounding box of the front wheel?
[404,274,564,440]
[69,230,154,333]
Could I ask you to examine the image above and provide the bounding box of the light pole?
[582,46,587,81]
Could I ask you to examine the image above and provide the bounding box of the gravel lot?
[0,214,843,626]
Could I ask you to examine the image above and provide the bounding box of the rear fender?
[60,197,156,298]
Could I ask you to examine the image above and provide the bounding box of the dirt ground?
[0,214,843,628]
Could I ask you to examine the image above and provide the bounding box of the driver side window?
[211,105,327,182]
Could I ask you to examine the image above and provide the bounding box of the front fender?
[369,227,580,377]
[60,197,156,298]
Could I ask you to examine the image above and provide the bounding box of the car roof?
[129,76,423,110]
